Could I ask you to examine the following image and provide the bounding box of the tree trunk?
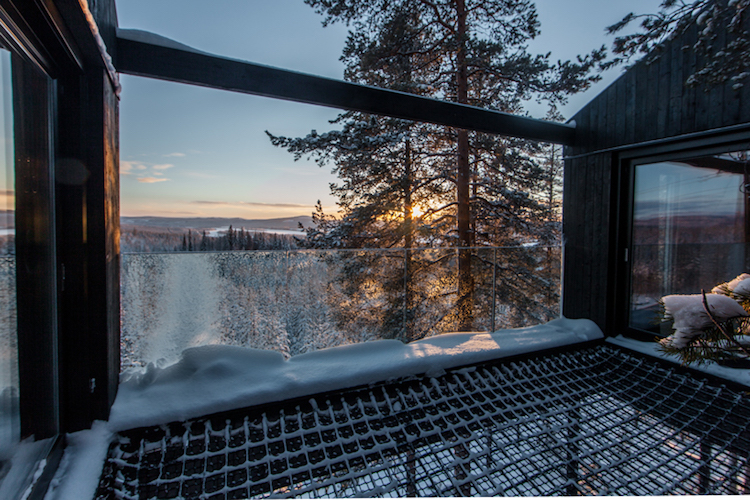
[455,0,473,331]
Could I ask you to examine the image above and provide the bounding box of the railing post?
[403,248,408,342]
[491,247,497,332]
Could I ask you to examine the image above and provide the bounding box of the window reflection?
[0,49,18,473]
[630,150,749,332]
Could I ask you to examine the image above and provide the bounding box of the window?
[0,48,17,477]
[629,148,749,333]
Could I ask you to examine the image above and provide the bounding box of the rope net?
[96,344,750,498]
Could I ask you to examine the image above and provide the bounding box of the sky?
[634,161,745,219]
[116,0,662,220]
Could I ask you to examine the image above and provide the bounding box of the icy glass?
[629,152,749,332]
[0,50,18,466]
[121,246,560,369]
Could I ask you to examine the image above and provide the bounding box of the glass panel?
[120,246,561,368]
[630,151,749,332]
[0,49,18,473]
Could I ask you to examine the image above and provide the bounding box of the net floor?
[95,344,750,498]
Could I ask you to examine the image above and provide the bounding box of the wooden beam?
[115,29,576,145]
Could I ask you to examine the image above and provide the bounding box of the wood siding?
[563,21,750,332]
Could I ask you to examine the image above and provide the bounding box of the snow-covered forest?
[120,246,560,369]
[120,225,299,253]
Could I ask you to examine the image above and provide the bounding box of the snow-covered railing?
[120,246,561,370]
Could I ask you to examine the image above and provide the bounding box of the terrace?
[1,0,749,498]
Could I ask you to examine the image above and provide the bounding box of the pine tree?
[604,0,750,89]
[658,274,750,366]
[270,0,602,334]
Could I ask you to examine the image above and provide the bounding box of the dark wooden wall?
[7,0,121,434]
[563,21,750,332]
[53,0,120,431]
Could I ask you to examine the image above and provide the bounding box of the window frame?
[612,132,750,340]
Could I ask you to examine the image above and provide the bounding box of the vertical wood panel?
[707,32,726,130]
[614,75,626,145]
[634,62,649,144]
[667,36,683,137]
[656,46,671,138]
[645,60,659,141]
[624,67,636,145]
[681,25,697,135]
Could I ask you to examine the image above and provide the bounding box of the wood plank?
[667,30,684,137]
[624,66,636,144]
[593,153,608,327]
[693,28,710,131]
[588,89,601,153]
[742,69,750,124]
[643,60,659,142]
[596,153,612,329]
[656,44,671,138]
[562,158,582,318]
[614,76,626,147]
[115,29,576,145]
[606,76,617,147]
[681,24,697,135]
[721,29,741,126]
[707,28,726,130]
[742,16,750,123]
[634,61,649,143]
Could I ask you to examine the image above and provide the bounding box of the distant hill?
[121,215,312,232]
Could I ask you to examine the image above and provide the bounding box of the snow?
[116,28,212,56]
[712,273,750,294]
[0,436,55,500]
[42,422,112,500]
[79,1,120,95]
[660,293,747,349]
[607,335,750,388]
[109,317,602,431]
[41,318,601,499]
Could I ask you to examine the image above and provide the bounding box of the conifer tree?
[270,0,603,333]
[604,0,750,89]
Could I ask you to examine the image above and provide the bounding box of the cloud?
[163,152,186,157]
[152,164,175,170]
[192,200,310,208]
[138,177,170,184]
[120,161,135,174]
[121,161,149,175]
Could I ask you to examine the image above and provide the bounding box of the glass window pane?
[630,151,749,332]
[0,49,18,471]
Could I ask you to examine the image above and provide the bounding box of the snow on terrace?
[110,317,603,432]
[46,318,601,499]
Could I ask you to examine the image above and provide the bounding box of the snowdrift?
[110,317,602,431]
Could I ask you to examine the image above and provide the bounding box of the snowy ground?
[44,317,602,500]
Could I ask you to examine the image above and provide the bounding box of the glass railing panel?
[121,245,562,369]
[490,245,561,331]
[0,49,18,468]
